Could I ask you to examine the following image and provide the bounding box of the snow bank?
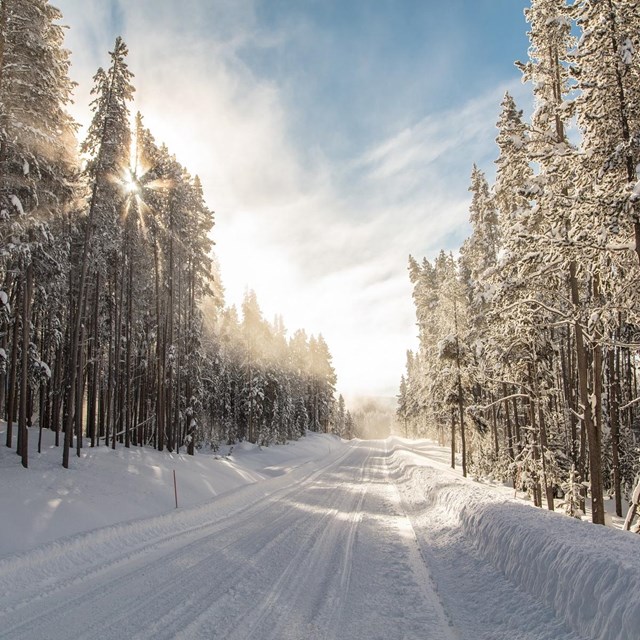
[388,440,640,640]
[0,429,350,613]
[0,426,346,557]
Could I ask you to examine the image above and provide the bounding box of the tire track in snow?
[0,444,358,640]
[321,445,371,639]
[0,441,354,611]
[182,445,374,640]
[383,439,460,640]
[1,485,308,639]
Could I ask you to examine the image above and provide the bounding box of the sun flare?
[122,169,139,194]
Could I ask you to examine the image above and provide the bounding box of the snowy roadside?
[389,438,640,640]
[4,429,640,640]
[0,425,348,557]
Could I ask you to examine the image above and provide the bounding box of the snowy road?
[1,440,589,639]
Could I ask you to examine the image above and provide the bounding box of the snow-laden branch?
[470,393,532,412]
[606,240,636,252]
[499,297,571,321]
[570,407,585,422]
[620,396,640,412]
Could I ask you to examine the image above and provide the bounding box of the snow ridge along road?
[0,437,623,639]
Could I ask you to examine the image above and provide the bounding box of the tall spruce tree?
[64,37,134,468]
[0,0,77,467]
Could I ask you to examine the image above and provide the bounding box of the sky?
[55,0,531,401]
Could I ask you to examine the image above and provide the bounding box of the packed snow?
[1,428,639,639]
[0,427,344,555]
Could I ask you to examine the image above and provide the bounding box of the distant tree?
[396,375,409,437]
[333,394,346,437]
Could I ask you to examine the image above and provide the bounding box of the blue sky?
[56,0,531,400]
[247,0,529,158]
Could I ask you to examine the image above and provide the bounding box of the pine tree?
[64,36,134,468]
[308,334,336,433]
[396,375,409,438]
[0,0,77,467]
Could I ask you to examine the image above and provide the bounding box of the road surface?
[0,440,583,639]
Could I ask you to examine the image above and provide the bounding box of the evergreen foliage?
[0,3,348,470]
[400,0,640,525]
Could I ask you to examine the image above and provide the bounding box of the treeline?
[0,1,347,469]
[350,398,394,439]
[398,0,640,525]
[202,292,353,448]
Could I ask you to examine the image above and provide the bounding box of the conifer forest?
[6,2,640,639]
[3,0,640,527]
[0,2,349,472]
[397,0,640,526]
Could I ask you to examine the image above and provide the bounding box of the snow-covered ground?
[0,427,344,555]
[390,440,640,640]
[1,429,639,639]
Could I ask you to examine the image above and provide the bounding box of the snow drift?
[389,440,640,640]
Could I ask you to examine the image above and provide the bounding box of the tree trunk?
[153,239,164,452]
[608,347,622,517]
[526,390,543,508]
[569,262,605,525]
[503,383,514,463]
[76,322,85,458]
[453,299,466,477]
[18,263,32,468]
[5,281,19,448]
[88,271,100,447]
[491,392,499,456]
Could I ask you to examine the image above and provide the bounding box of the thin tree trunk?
[452,297,467,476]
[450,406,456,469]
[5,281,19,448]
[52,340,63,445]
[608,347,622,517]
[491,392,499,456]
[511,391,521,455]
[503,383,514,463]
[153,239,164,451]
[166,200,175,451]
[18,263,33,468]
[105,283,113,448]
[0,322,7,423]
[76,322,85,458]
[127,242,135,448]
[526,390,542,508]
[569,262,605,525]
[88,271,100,447]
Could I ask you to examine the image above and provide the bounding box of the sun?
[122,168,140,194]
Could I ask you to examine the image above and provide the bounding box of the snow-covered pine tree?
[488,89,565,505]
[572,0,640,261]
[519,0,609,521]
[459,165,501,473]
[572,0,640,516]
[0,0,77,467]
[406,253,466,462]
[308,334,336,434]
[333,394,346,438]
[344,410,355,440]
[63,36,134,468]
[396,374,409,438]
[489,91,536,478]
[290,328,312,437]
